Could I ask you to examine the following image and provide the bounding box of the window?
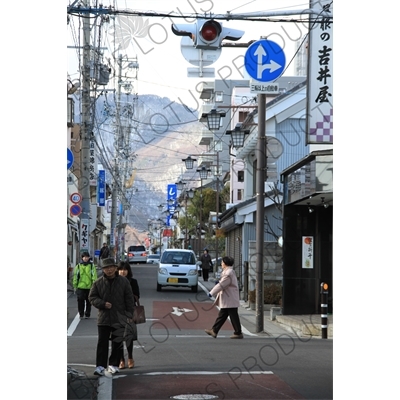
[239,111,249,122]
[215,91,224,102]
[237,189,243,201]
[237,171,244,182]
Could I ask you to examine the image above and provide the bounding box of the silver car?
[127,245,148,264]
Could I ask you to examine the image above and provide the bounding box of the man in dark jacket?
[199,248,213,282]
[89,258,135,376]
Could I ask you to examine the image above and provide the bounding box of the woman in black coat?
[117,261,140,369]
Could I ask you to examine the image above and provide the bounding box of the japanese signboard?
[306,1,333,144]
[97,170,106,206]
[80,218,89,251]
[302,236,314,269]
[89,139,97,186]
[250,81,279,94]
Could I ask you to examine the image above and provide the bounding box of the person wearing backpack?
[73,251,98,319]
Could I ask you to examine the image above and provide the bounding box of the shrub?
[248,283,282,305]
[264,283,282,305]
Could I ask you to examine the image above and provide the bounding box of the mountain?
[90,93,205,233]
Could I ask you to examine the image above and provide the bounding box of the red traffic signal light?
[199,20,221,43]
[171,19,244,50]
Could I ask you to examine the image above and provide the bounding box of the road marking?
[67,313,81,336]
[136,371,273,376]
[171,307,193,316]
[97,376,113,400]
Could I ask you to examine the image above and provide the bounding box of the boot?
[119,359,125,369]
[128,358,134,368]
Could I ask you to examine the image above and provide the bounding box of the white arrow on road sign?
[67,148,74,170]
[171,307,193,316]
[244,39,286,83]
[254,44,282,78]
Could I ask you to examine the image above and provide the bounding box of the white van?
[157,249,201,292]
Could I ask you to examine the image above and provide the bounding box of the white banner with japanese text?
[302,236,314,269]
[306,1,333,144]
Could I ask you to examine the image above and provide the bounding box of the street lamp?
[182,156,197,170]
[197,165,210,180]
[202,109,226,271]
[226,123,250,148]
[202,109,226,130]
[175,180,186,191]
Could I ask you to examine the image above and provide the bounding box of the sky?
[67,0,312,111]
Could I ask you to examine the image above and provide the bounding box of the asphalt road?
[67,264,333,400]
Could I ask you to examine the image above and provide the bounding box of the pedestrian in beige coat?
[205,256,243,339]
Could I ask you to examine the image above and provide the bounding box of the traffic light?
[171,19,244,50]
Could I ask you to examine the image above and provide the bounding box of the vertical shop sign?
[306,1,333,144]
[97,170,105,206]
[80,218,90,251]
[302,236,314,269]
[89,139,97,186]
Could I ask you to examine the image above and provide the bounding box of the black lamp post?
[182,155,197,170]
[226,123,250,148]
[157,205,164,252]
[202,109,226,270]
[196,166,211,256]
[184,188,194,248]
[175,180,186,191]
[202,109,226,130]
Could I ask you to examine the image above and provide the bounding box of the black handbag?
[133,297,146,324]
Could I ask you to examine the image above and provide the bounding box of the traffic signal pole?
[255,94,266,333]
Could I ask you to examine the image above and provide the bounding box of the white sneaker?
[94,366,105,376]
[107,365,119,374]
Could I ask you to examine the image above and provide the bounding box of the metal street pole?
[79,0,91,255]
[110,54,123,260]
[184,195,188,248]
[199,183,202,257]
[215,149,220,273]
[256,93,266,333]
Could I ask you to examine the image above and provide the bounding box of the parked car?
[146,254,160,264]
[157,249,201,292]
[127,245,148,264]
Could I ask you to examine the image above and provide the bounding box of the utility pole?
[110,54,123,260]
[79,0,92,254]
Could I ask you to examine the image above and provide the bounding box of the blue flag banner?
[97,170,106,206]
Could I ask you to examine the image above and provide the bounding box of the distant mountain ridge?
[93,93,204,231]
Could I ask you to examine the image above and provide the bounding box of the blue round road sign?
[244,39,286,82]
[67,148,74,170]
[70,204,82,216]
